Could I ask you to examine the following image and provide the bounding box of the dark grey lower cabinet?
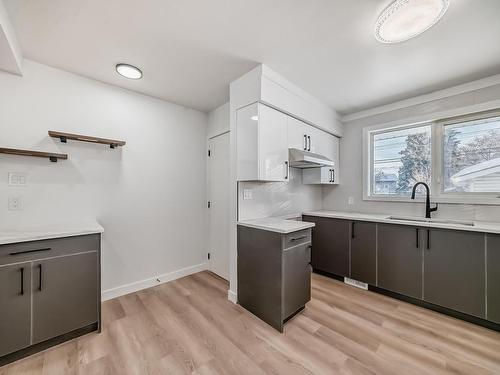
[238,225,312,332]
[487,234,500,324]
[424,228,485,318]
[32,252,99,343]
[303,216,349,277]
[0,234,101,365]
[378,224,422,299]
[0,262,32,357]
[350,221,376,285]
[283,244,312,318]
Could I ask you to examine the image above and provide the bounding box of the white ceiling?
[4,0,500,114]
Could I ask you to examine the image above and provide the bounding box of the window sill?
[363,194,500,206]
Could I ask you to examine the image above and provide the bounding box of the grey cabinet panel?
[32,252,98,344]
[424,228,485,318]
[283,244,311,318]
[238,226,283,331]
[0,234,100,266]
[0,262,32,356]
[378,224,422,299]
[350,221,377,285]
[303,216,349,277]
[487,234,500,323]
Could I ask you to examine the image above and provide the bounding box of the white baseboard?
[101,263,208,301]
[228,289,237,304]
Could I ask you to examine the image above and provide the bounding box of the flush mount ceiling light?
[375,0,449,43]
[115,63,143,79]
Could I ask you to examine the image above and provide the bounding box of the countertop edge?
[237,220,315,234]
[0,224,105,245]
[302,211,500,235]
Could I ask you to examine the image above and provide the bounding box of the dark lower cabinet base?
[313,270,500,333]
[0,322,98,367]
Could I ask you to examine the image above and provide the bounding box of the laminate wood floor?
[2,271,500,375]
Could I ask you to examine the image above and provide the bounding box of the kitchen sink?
[387,216,475,226]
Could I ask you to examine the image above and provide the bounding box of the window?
[443,115,500,193]
[372,125,432,196]
[364,110,500,204]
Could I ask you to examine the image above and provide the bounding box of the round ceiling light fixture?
[115,63,143,79]
[375,0,449,43]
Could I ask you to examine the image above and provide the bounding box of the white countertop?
[237,217,315,234]
[302,210,500,235]
[0,221,104,245]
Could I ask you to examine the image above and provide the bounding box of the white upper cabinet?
[287,116,308,151]
[237,103,288,182]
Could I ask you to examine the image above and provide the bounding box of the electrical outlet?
[243,189,253,200]
[348,196,354,205]
[8,196,23,211]
[8,172,27,186]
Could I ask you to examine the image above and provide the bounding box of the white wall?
[0,60,208,297]
[207,102,229,139]
[324,81,500,222]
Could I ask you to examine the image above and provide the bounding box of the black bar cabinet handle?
[307,136,311,151]
[19,267,24,295]
[332,169,335,183]
[416,228,419,248]
[10,247,51,256]
[284,161,289,180]
[351,222,355,239]
[38,264,43,291]
[427,229,430,250]
[290,235,307,241]
[303,134,307,150]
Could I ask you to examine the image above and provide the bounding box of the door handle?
[285,161,289,180]
[303,134,307,150]
[19,267,24,295]
[416,228,419,248]
[427,229,430,250]
[307,136,311,151]
[332,169,335,183]
[38,264,43,291]
[351,222,355,239]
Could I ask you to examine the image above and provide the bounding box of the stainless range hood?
[288,148,334,169]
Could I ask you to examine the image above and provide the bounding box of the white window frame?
[363,110,500,205]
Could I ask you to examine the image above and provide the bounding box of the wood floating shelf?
[0,147,68,163]
[49,131,126,149]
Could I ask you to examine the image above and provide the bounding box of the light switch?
[8,172,27,186]
[243,189,253,200]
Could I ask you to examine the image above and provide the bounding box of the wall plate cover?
[243,189,253,200]
[8,172,27,186]
[8,196,23,210]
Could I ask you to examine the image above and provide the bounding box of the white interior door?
[208,132,230,280]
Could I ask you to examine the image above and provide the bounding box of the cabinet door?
[487,234,500,323]
[378,224,422,299]
[283,243,311,319]
[287,116,308,151]
[258,104,288,181]
[0,262,32,356]
[313,128,337,161]
[424,228,485,318]
[350,221,376,285]
[32,252,98,344]
[304,216,349,277]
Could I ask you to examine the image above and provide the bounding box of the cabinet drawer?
[283,229,311,249]
[0,234,100,266]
